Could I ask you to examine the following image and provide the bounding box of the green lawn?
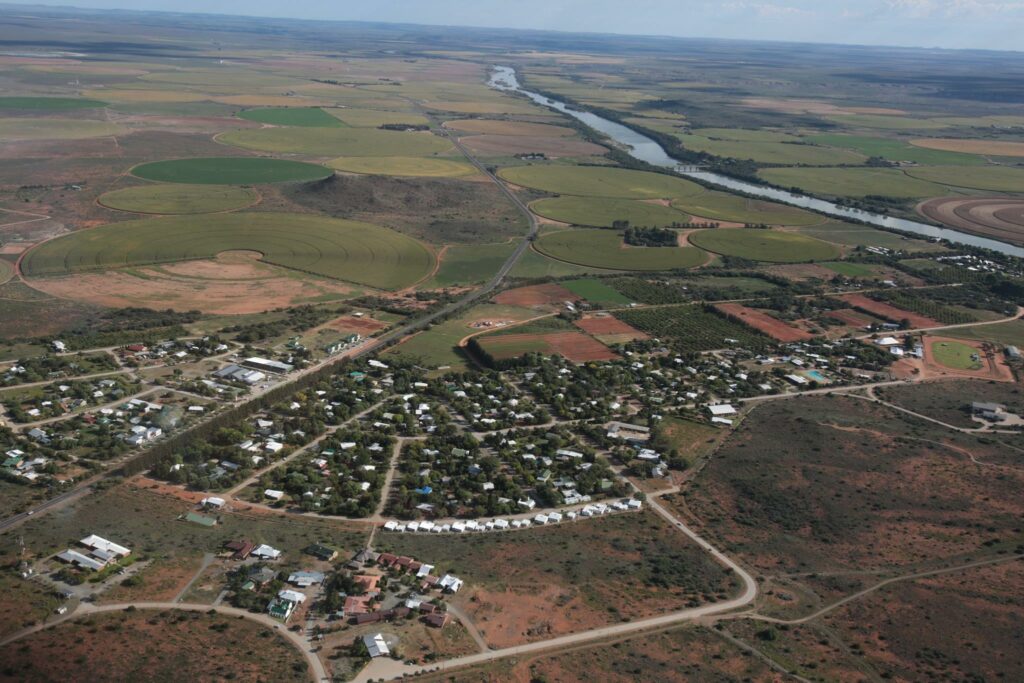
[688,229,840,263]
[220,127,452,156]
[499,165,703,199]
[537,229,707,271]
[672,191,822,225]
[758,167,948,199]
[805,134,985,166]
[531,196,691,228]
[237,107,344,127]
[561,278,632,305]
[930,339,983,370]
[98,184,258,214]
[132,157,331,184]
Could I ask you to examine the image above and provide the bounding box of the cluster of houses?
[56,534,131,572]
[118,339,230,365]
[382,497,641,534]
[2,448,50,482]
[6,377,136,423]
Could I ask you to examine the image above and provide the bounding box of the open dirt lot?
[917,196,1024,246]
[575,315,649,344]
[839,293,940,328]
[715,303,813,342]
[493,283,578,308]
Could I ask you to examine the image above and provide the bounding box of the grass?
[654,416,721,465]
[531,196,690,228]
[675,133,865,165]
[509,249,620,279]
[327,156,476,177]
[536,229,706,271]
[671,191,821,225]
[758,167,948,199]
[825,113,949,130]
[22,212,434,291]
[904,165,1024,192]
[237,106,343,127]
[930,339,984,370]
[498,165,703,199]
[445,119,573,136]
[132,157,331,184]
[388,303,535,368]
[795,222,947,252]
[328,108,429,127]
[561,277,632,305]
[945,319,1024,347]
[804,134,986,166]
[688,229,840,263]
[0,118,123,140]
[97,185,258,214]
[427,242,516,287]
[0,96,106,110]
[821,261,876,277]
[690,127,801,142]
[219,127,452,156]
[877,380,1024,429]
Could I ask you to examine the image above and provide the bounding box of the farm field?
[461,134,607,158]
[839,293,940,328]
[905,165,1024,192]
[327,108,429,127]
[910,137,1024,157]
[97,184,258,214]
[675,133,865,165]
[476,329,618,362]
[237,106,343,127]
[498,165,703,199]
[575,315,648,344]
[219,127,452,156]
[930,338,984,370]
[715,303,813,342]
[327,156,476,177]
[536,229,707,270]
[22,212,434,290]
[0,259,14,285]
[531,196,690,228]
[804,133,986,166]
[917,196,1024,245]
[688,228,840,262]
[132,157,331,184]
[794,222,948,252]
[444,119,574,136]
[824,113,950,130]
[0,118,123,140]
[509,248,619,278]
[758,167,948,198]
[1,610,308,682]
[427,242,516,287]
[615,304,769,351]
[944,318,1024,347]
[492,282,578,308]
[561,277,632,305]
[0,96,107,110]
[671,191,821,225]
[388,303,536,368]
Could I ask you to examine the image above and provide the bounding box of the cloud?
[886,0,1024,15]
[720,1,810,17]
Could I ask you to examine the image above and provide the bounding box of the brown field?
[917,196,1024,246]
[322,314,388,335]
[760,263,842,281]
[715,303,813,342]
[459,134,607,158]
[0,609,308,682]
[98,554,204,603]
[839,293,940,328]
[921,335,1014,381]
[483,331,618,362]
[443,119,575,137]
[741,97,906,116]
[493,282,578,308]
[575,315,649,344]
[910,137,1024,157]
[827,308,877,328]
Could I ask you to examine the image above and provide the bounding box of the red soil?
[494,283,579,308]
[827,308,876,328]
[575,315,648,342]
[840,293,940,329]
[716,303,814,342]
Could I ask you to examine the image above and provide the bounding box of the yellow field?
[327,156,477,178]
[328,108,430,127]
[910,138,1024,158]
[0,118,124,140]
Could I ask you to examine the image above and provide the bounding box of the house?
[225,540,254,560]
[200,496,225,509]
[344,595,372,615]
[80,535,130,558]
[439,574,463,593]
[264,489,284,501]
[288,571,325,588]
[354,574,381,593]
[424,612,452,629]
[363,633,390,658]
[706,404,736,417]
[252,544,282,560]
[304,543,338,562]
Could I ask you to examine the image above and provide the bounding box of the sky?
[6,0,1024,51]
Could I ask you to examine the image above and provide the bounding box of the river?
[488,65,1024,258]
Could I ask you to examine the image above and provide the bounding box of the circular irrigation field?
[535,228,706,271]
[688,228,840,263]
[531,196,690,228]
[98,185,259,214]
[132,157,332,185]
[917,196,1024,245]
[671,191,822,226]
[22,213,434,291]
[327,156,476,178]
[498,165,703,199]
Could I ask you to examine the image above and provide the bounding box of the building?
[424,612,452,628]
[242,357,294,375]
[706,404,737,417]
[225,540,254,560]
[252,544,282,560]
[288,571,325,588]
[363,633,390,658]
[304,543,338,562]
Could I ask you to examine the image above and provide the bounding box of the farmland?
[327,156,476,177]
[498,165,703,199]
[328,108,429,127]
[97,184,258,214]
[22,212,434,290]
[132,157,332,184]
[536,229,707,270]
[531,196,691,227]
[905,165,1024,192]
[839,293,940,328]
[219,127,453,156]
[476,330,618,362]
[671,191,821,225]
[237,106,343,127]
[688,229,840,262]
[0,118,123,140]
[917,196,1024,245]
[561,277,632,305]
[0,96,106,110]
[428,242,516,286]
[758,167,948,199]
[444,119,574,136]
[804,133,986,166]
[715,303,813,342]
[910,137,1024,157]
[675,132,865,165]
[615,304,769,351]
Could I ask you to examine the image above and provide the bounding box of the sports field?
[536,229,706,270]
[671,191,821,225]
[688,229,840,262]
[0,118,123,140]
[531,196,690,227]
[237,107,343,127]
[905,166,1024,192]
[22,213,433,290]
[758,167,948,199]
[132,157,332,184]
[98,185,258,214]
[219,127,452,156]
[0,96,107,110]
[327,156,476,178]
[805,134,986,166]
[499,165,703,199]
[931,339,984,370]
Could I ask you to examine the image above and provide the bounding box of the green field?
[675,133,865,165]
[508,249,619,279]
[794,223,948,252]
[946,319,1024,347]
[388,303,535,368]
[930,339,983,370]
[97,184,258,214]
[530,196,690,228]
[0,96,107,110]
[0,118,123,140]
[688,229,840,262]
[561,278,632,305]
[904,165,1024,192]
[825,114,949,130]
[804,134,986,166]
[672,191,822,225]
[132,157,332,184]
[498,165,703,199]
[220,127,452,156]
[428,242,516,287]
[328,108,430,127]
[536,229,706,271]
[758,167,948,199]
[22,212,433,290]
[237,107,343,127]
[690,128,801,143]
[327,156,476,177]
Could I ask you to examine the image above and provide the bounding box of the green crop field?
[536,228,706,271]
[97,184,258,214]
[675,133,865,165]
[131,157,332,184]
[671,191,822,225]
[22,212,433,290]
[0,118,123,140]
[825,114,949,130]
[328,108,430,127]
[561,278,631,305]
[237,107,343,127]
[930,339,983,370]
[0,96,107,110]
[804,134,986,166]
[904,165,1024,192]
[688,229,840,262]
[428,242,516,287]
[530,196,690,228]
[689,128,801,143]
[794,223,947,252]
[509,249,619,279]
[219,127,452,156]
[498,165,704,199]
[616,304,769,352]
[327,156,476,177]
[758,167,948,199]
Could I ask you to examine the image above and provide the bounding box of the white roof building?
[707,404,737,416]
[364,633,390,658]
[252,544,282,560]
[80,535,130,557]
